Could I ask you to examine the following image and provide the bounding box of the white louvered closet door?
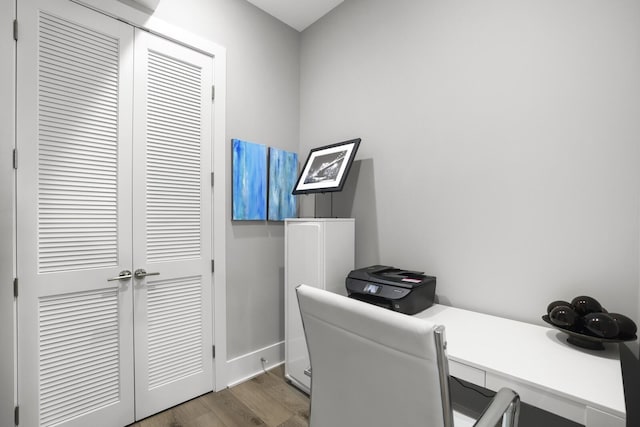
[131,29,213,420]
[16,1,136,427]
[17,1,214,425]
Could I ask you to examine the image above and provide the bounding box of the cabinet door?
[285,219,355,393]
[16,1,135,426]
[285,222,322,391]
[131,29,214,420]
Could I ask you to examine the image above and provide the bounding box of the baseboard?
[225,341,284,388]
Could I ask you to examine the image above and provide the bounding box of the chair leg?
[501,400,520,427]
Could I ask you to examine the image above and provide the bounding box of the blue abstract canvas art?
[268,148,298,221]
[232,139,267,220]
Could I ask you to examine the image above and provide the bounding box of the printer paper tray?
[348,293,394,310]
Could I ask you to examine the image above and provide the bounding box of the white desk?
[414,304,626,427]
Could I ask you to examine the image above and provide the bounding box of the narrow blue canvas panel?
[268,148,298,221]
[232,139,267,220]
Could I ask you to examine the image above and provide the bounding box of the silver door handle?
[134,269,160,279]
[304,367,312,378]
[107,270,132,281]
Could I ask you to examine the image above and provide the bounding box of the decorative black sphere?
[583,312,619,338]
[549,305,579,328]
[571,296,602,316]
[608,313,637,339]
[547,300,572,315]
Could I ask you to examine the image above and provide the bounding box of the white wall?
[150,0,300,362]
[0,1,15,425]
[301,0,640,325]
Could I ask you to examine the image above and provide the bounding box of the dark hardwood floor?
[129,366,310,427]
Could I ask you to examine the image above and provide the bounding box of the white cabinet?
[284,218,355,393]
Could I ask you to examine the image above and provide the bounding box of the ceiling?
[245,0,344,32]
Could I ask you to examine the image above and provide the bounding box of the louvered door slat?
[40,83,119,110]
[145,49,203,262]
[146,277,203,389]
[39,289,120,427]
[37,10,120,274]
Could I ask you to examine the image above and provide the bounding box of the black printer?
[346,265,436,315]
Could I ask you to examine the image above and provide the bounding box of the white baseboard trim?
[225,341,284,388]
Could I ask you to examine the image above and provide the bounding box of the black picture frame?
[292,138,361,195]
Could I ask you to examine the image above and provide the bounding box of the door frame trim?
[0,0,17,424]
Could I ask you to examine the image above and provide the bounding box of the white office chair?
[296,284,520,427]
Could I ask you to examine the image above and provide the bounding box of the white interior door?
[131,29,214,420]
[17,2,214,425]
[16,1,135,426]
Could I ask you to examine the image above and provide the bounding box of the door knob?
[134,268,160,279]
[107,270,132,281]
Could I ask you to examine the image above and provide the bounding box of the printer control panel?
[350,281,411,300]
[363,283,380,294]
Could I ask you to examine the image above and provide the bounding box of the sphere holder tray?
[542,315,636,350]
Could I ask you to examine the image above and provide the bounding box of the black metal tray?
[542,315,636,350]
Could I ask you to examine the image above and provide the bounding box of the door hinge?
[13,148,17,169]
[14,405,19,425]
[211,85,215,101]
[13,19,17,41]
[211,260,214,272]
[211,172,214,186]
[13,278,18,298]
[212,345,215,358]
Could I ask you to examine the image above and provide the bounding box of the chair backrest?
[296,284,452,427]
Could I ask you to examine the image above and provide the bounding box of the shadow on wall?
[315,159,380,268]
[278,265,285,334]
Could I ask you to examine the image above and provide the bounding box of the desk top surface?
[414,304,626,418]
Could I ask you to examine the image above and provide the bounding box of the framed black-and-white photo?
[292,138,361,195]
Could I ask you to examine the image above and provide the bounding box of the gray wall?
[300,0,640,326]
[151,0,300,358]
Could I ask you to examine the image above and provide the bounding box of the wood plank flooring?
[128,365,310,427]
